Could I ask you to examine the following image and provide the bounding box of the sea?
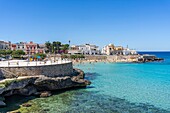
[1,52,170,113]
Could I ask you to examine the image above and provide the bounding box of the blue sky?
[0,0,170,51]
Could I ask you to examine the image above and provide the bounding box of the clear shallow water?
[1,52,170,113]
[77,52,170,110]
[80,62,170,110]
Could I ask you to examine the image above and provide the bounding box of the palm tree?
[52,41,61,54]
[52,41,57,54]
[56,41,61,54]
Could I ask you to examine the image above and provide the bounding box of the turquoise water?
[1,52,170,113]
[76,62,170,110]
[74,52,170,112]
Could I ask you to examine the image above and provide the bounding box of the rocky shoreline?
[71,55,164,65]
[0,68,91,108]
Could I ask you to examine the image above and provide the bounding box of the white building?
[0,41,10,50]
[16,42,26,51]
[68,45,82,55]
[68,44,100,55]
[123,48,137,55]
[102,44,137,55]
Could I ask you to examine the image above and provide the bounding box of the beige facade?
[102,44,115,55]
[102,44,137,55]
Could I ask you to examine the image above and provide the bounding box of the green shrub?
[70,54,85,59]
[12,54,21,59]
[34,53,46,59]
[61,54,69,58]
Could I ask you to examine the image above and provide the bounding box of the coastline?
[0,53,166,112]
[5,52,170,113]
[0,64,91,111]
[72,54,163,65]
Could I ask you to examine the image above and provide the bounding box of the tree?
[45,41,52,53]
[0,50,12,55]
[52,41,61,54]
[52,41,57,53]
[45,41,68,54]
[12,50,25,59]
[6,50,12,55]
[61,44,69,53]
[12,50,25,55]
[0,50,6,55]
[56,41,61,53]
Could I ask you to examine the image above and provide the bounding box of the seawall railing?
[0,59,72,68]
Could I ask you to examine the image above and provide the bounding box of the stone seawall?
[0,62,73,79]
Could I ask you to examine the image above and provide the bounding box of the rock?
[0,96,5,101]
[0,77,37,95]
[22,103,32,107]
[0,68,91,108]
[0,100,6,107]
[40,91,51,98]
[18,85,37,96]
[9,110,21,113]
[4,85,37,96]
[84,80,91,85]
[33,92,41,96]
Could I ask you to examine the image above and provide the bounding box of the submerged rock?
[22,103,32,107]
[0,100,6,107]
[0,96,6,107]
[40,91,51,98]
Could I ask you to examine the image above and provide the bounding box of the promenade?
[0,59,71,67]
